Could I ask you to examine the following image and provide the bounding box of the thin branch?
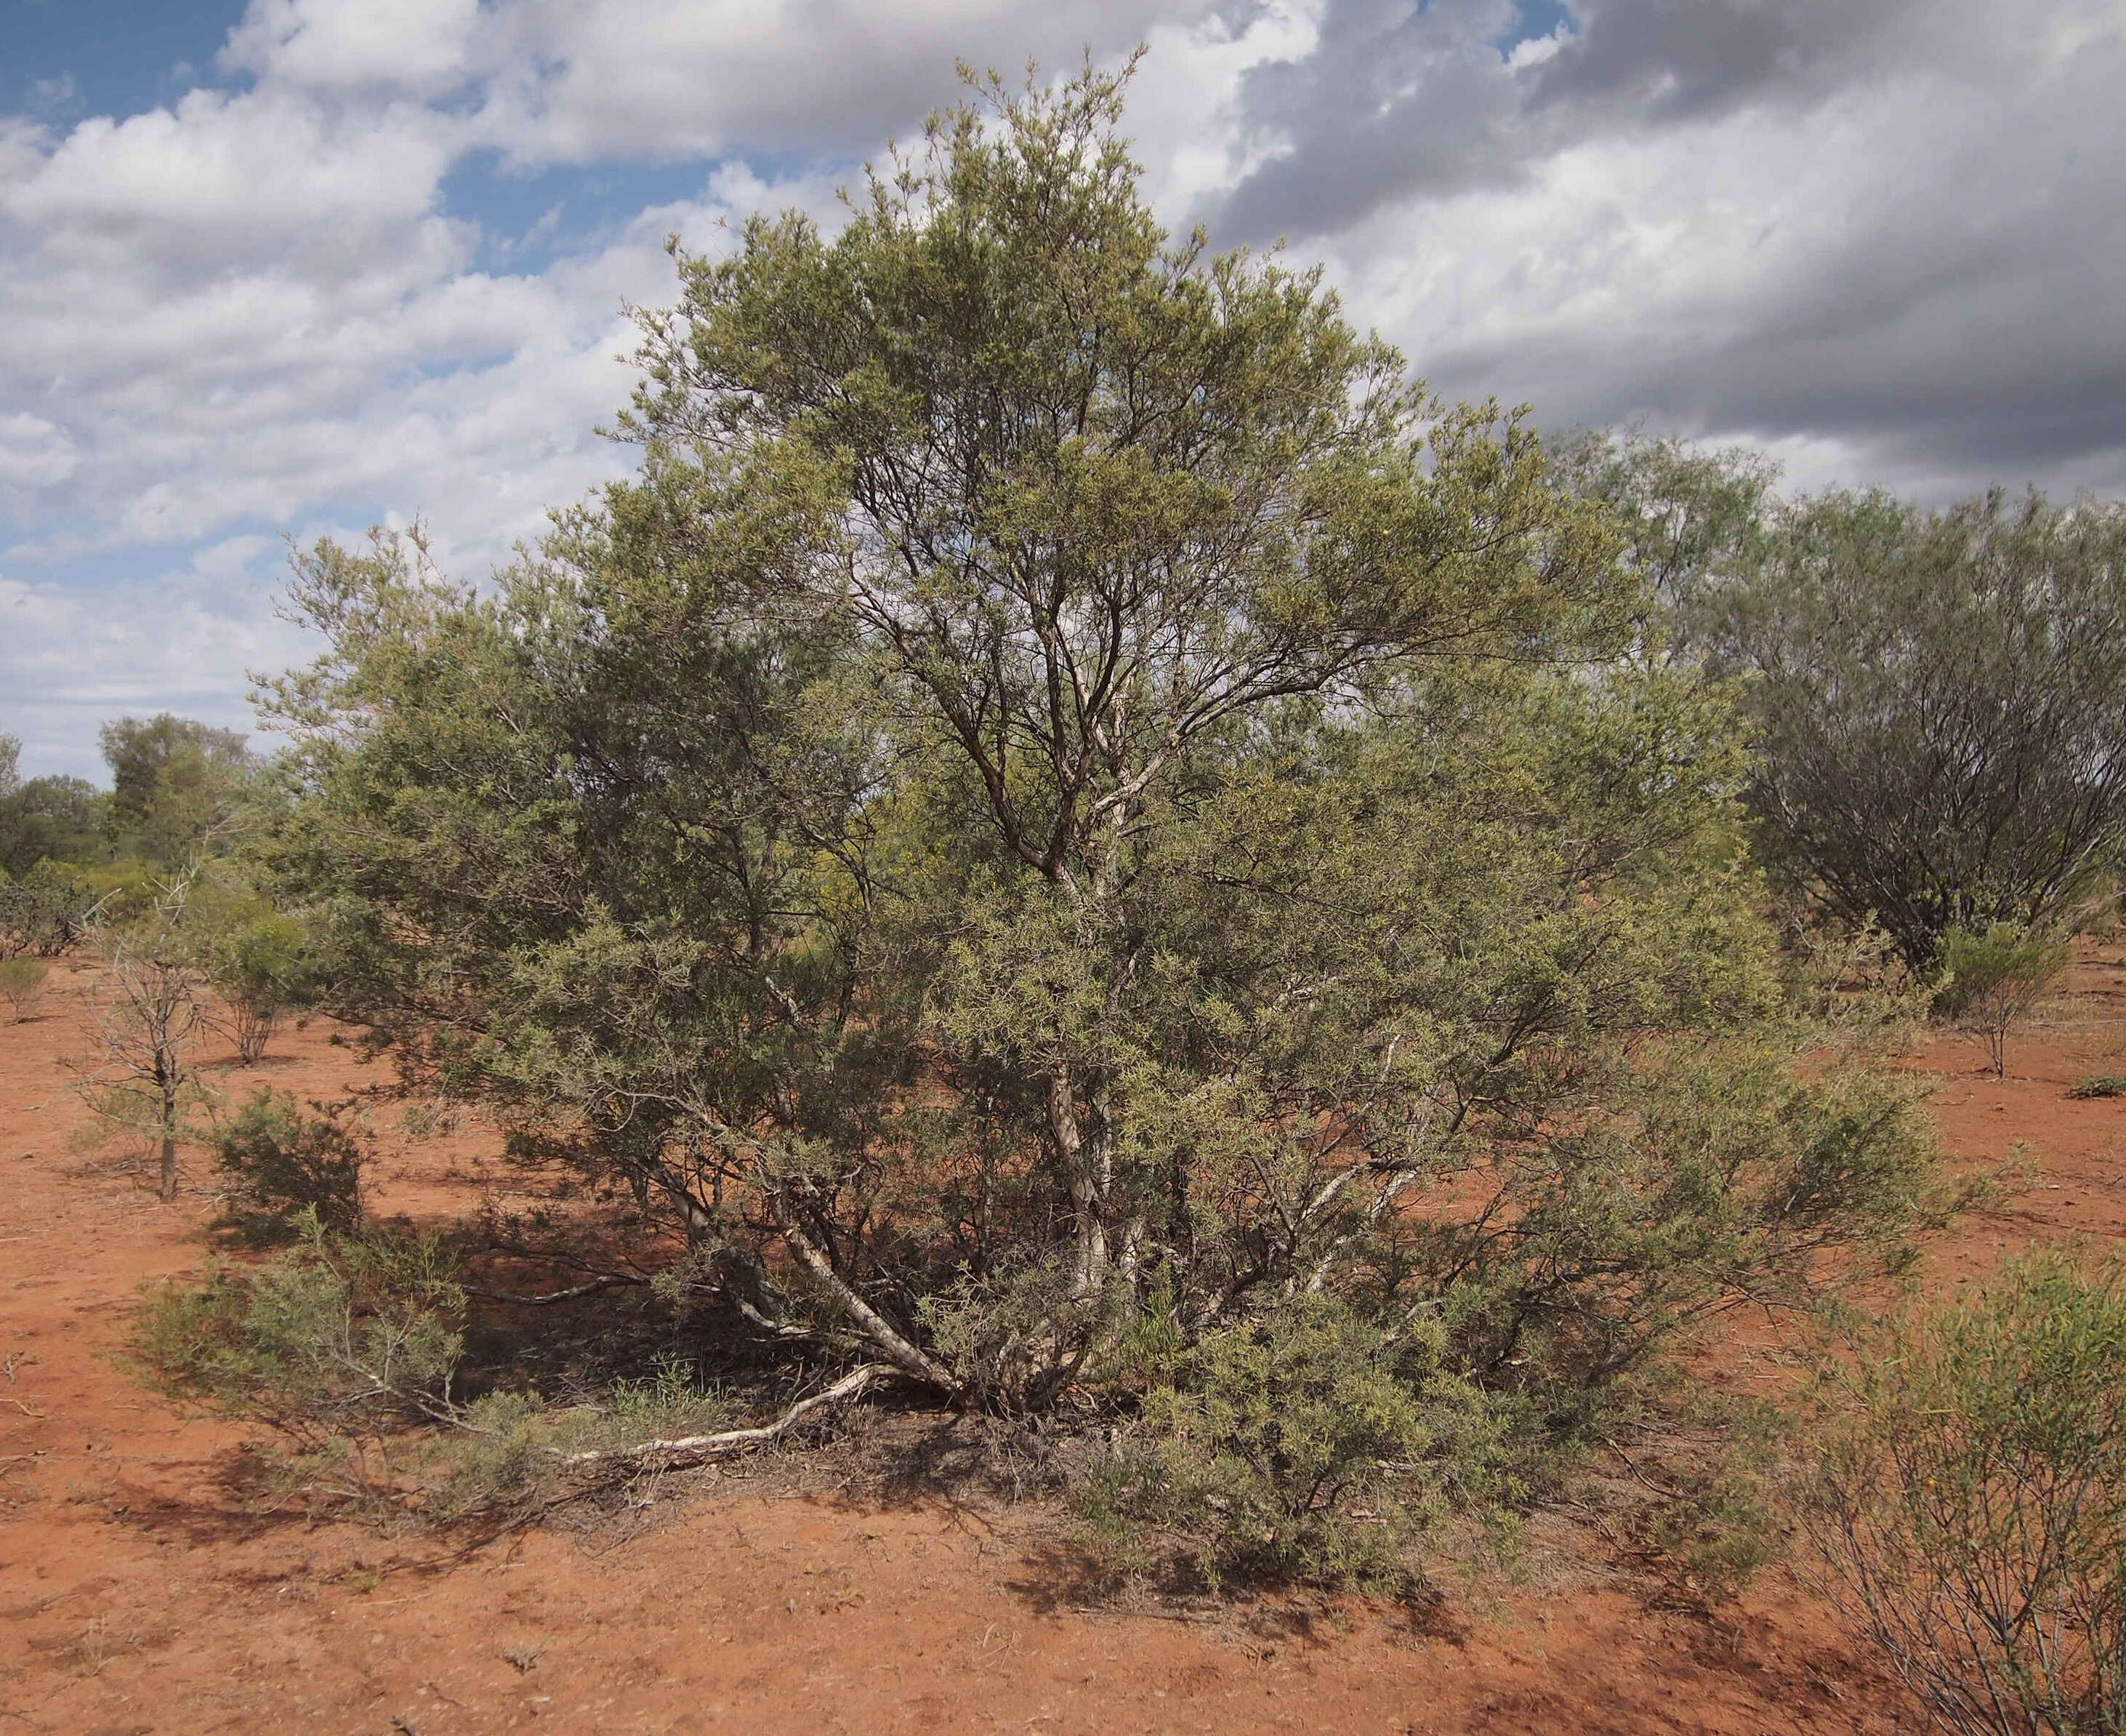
[558,1363,886,1468]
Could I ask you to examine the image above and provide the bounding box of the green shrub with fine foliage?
[137,1213,466,1457]
[211,1089,367,1245]
[1934,922,2070,1077]
[1803,1250,2126,1736]
[1077,1296,1520,1595]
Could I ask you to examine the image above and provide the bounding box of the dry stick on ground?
[462,1274,650,1306]
[558,1364,888,1472]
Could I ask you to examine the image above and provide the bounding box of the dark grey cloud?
[1524,0,1920,123]
[1211,0,1942,244]
[1207,0,2126,497]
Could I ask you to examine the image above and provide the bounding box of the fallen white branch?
[463,1274,648,1306]
[557,1363,887,1469]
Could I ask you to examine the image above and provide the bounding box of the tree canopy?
[258,64,1931,1468]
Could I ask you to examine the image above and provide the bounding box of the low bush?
[0,956,47,1021]
[139,1218,796,1518]
[2067,1075,2126,1100]
[210,1089,367,1245]
[1934,923,2071,1077]
[137,1213,467,1475]
[0,861,100,957]
[1802,1250,2126,1736]
[1074,1297,1520,1597]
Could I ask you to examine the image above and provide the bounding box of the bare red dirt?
[4,947,2124,1735]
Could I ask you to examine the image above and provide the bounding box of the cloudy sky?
[4,0,2122,778]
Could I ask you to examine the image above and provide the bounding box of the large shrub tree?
[260,66,1931,1428]
[1710,489,2126,968]
[100,713,257,868]
[1563,451,2126,972]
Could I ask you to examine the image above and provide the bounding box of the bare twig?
[559,1364,886,1469]
[462,1275,647,1306]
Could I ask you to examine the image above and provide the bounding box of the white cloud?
[0,413,80,491]
[1,0,2124,775]
[467,0,1204,165]
[222,0,484,97]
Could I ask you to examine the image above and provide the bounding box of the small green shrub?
[211,1090,366,1245]
[2068,1075,2126,1101]
[1615,1393,1787,1604]
[1074,1296,1518,1597]
[197,906,327,1064]
[137,1214,466,1461]
[0,861,99,957]
[1934,923,2071,1077]
[425,1356,739,1520]
[1802,1250,2126,1736]
[0,956,47,1020]
[137,1219,760,1519]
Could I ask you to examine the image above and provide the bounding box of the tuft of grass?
[0,956,48,1021]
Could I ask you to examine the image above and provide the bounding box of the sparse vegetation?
[0,955,47,1021]
[1803,1250,2126,1736]
[71,870,214,1200]
[1934,921,2071,1077]
[137,1213,469,1496]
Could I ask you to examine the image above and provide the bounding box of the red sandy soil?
[4,948,2124,1735]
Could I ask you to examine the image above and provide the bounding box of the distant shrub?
[0,862,100,957]
[1695,488,2126,971]
[0,956,47,1021]
[211,1090,366,1245]
[189,897,329,1065]
[1074,1298,1518,1597]
[2068,1075,2126,1100]
[1802,1250,2126,1736]
[1934,922,2071,1077]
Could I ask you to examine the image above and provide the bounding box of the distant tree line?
[0,712,259,878]
[1555,430,2126,973]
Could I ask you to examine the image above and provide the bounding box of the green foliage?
[1803,1250,2126,1736]
[2068,1075,2126,1100]
[0,955,47,1020]
[239,61,1944,1572]
[1547,425,1778,613]
[135,1223,753,1516]
[425,1358,738,1521]
[1695,489,2126,969]
[1614,1389,1788,1604]
[212,1089,366,1245]
[1935,922,2071,1077]
[137,1213,466,1456]
[0,775,111,877]
[182,877,329,1063]
[1078,1296,1515,1596]
[0,860,100,957]
[100,713,257,868]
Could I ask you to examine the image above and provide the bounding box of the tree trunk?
[158,1061,179,1202]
